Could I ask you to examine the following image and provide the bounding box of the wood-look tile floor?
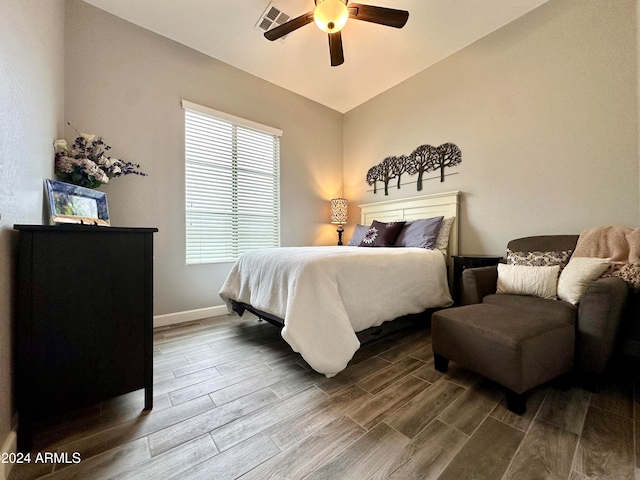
[9,313,639,480]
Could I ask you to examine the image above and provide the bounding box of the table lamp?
[330,198,348,245]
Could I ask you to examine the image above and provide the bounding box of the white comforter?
[219,246,452,377]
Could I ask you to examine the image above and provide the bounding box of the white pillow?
[497,264,560,299]
[557,257,610,305]
[435,216,455,252]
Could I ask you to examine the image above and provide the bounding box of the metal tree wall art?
[378,156,397,196]
[366,164,381,194]
[435,143,462,182]
[391,155,410,190]
[365,143,462,195]
[407,144,439,192]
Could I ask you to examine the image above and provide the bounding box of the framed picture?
[45,179,110,226]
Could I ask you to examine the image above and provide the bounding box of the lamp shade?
[330,198,348,224]
[314,0,349,33]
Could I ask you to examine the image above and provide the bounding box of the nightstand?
[452,255,503,305]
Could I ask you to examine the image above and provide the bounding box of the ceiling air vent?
[256,2,291,42]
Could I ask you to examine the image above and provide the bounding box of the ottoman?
[432,303,575,414]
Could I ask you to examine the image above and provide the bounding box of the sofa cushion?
[483,294,577,325]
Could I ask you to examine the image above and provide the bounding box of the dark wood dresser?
[14,224,157,451]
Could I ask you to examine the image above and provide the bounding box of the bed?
[219,191,460,377]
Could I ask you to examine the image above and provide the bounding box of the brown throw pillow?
[359,220,406,247]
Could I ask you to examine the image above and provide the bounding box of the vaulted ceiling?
[83,0,549,113]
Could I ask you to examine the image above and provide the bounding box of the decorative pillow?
[359,220,406,247]
[347,224,370,246]
[507,249,573,271]
[394,216,443,249]
[557,257,611,305]
[603,263,640,292]
[434,216,455,252]
[496,264,560,300]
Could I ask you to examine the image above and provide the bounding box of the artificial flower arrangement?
[54,125,147,189]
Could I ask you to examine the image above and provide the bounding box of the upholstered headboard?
[359,191,460,268]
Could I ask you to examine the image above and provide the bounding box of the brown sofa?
[432,235,629,414]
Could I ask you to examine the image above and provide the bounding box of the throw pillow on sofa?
[507,248,573,271]
[557,257,611,305]
[496,264,560,300]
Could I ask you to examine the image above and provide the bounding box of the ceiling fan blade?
[328,31,344,67]
[347,3,409,28]
[264,12,314,41]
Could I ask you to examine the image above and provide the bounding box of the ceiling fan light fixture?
[264,0,409,67]
[314,0,349,33]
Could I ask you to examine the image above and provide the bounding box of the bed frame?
[233,190,461,343]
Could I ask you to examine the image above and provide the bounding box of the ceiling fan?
[264,0,409,67]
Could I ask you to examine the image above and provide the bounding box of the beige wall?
[64,0,344,316]
[344,0,639,255]
[0,0,65,462]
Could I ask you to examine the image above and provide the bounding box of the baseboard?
[0,430,17,480]
[153,305,229,328]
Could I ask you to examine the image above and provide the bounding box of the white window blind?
[183,100,281,264]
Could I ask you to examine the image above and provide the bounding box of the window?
[183,100,281,264]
